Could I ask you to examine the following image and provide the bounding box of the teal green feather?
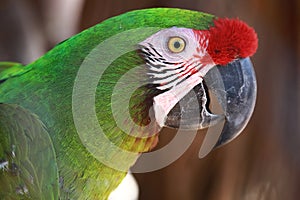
[0,8,214,199]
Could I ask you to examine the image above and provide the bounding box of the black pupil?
[174,41,181,49]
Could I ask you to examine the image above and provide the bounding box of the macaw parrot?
[0,8,257,199]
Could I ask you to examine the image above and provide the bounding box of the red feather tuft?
[206,18,258,65]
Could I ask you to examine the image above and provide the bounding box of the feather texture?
[0,8,214,199]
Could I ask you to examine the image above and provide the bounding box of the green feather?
[0,104,59,199]
[0,62,31,81]
[0,8,214,199]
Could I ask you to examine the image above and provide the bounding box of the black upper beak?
[164,57,257,149]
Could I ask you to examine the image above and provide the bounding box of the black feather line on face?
[148,43,164,58]
[131,47,168,127]
[146,63,183,74]
[139,44,186,91]
[138,46,170,91]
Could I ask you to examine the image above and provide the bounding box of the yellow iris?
[168,37,186,53]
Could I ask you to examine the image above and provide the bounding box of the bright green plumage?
[0,8,214,199]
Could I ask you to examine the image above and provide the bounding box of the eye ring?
[168,37,186,53]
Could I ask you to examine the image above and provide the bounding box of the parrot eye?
[167,37,186,53]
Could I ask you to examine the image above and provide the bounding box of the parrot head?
[138,17,258,148]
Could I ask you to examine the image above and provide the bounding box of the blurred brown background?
[1,0,300,199]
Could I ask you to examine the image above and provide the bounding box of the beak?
[164,57,257,148]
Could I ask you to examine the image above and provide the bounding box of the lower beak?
[164,57,257,148]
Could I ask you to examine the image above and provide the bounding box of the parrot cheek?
[164,57,257,148]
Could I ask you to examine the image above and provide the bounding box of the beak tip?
[206,57,257,148]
